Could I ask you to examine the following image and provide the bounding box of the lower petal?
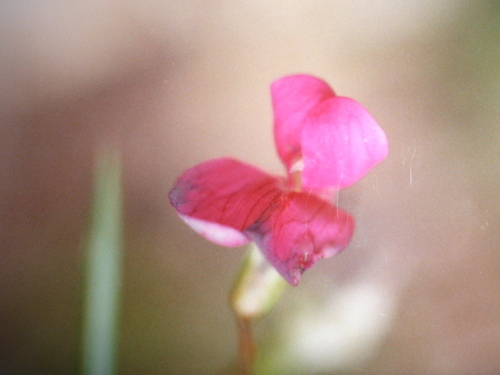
[178,214,250,247]
[246,192,355,285]
[169,158,283,247]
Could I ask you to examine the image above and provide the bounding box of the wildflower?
[169,74,388,285]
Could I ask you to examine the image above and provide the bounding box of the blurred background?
[1,1,499,374]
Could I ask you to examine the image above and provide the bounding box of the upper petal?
[169,158,283,247]
[246,192,355,286]
[271,74,335,170]
[301,97,389,190]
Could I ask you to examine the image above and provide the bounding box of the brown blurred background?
[1,1,499,374]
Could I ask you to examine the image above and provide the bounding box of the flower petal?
[271,74,335,170]
[246,192,354,286]
[177,215,250,247]
[169,158,283,247]
[301,97,389,190]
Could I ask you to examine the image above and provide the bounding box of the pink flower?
[169,74,388,285]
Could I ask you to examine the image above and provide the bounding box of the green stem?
[81,149,123,375]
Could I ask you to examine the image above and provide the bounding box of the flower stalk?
[230,243,288,373]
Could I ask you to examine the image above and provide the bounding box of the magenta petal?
[246,192,354,285]
[169,158,283,247]
[271,74,335,170]
[301,97,389,190]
